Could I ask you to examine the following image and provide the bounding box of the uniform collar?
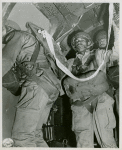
[76,49,90,56]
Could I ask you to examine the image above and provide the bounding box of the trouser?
[115,88,119,116]
[71,92,117,148]
[12,81,59,147]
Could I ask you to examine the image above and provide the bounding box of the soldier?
[95,22,119,115]
[2,20,63,147]
[63,30,118,148]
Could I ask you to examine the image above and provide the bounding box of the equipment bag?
[2,68,21,96]
[63,70,109,100]
[2,38,40,96]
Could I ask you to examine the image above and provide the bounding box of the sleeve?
[20,32,39,61]
[95,49,111,72]
[2,32,22,76]
[67,58,74,71]
[109,21,119,64]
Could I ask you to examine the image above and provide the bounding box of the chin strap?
[42,3,114,82]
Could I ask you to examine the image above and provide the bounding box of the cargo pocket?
[105,105,116,129]
[96,108,108,128]
[96,101,116,129]
[104,93,116,129]
[71,105,92,132]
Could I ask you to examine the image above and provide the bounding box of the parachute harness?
[42,3,114,82]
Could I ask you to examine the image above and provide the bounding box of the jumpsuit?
[2,30,61,147]
[68,48,118,148]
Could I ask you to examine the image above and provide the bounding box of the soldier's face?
[98,38,107,49]
[73,38,88,54]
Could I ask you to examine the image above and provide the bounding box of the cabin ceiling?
[2,2,119,55]
[33,3,103,40]
[2,3,104,37]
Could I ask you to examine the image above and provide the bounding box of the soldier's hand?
[81,64,88,70]
[73,57,82,66]
[77,64,88,72]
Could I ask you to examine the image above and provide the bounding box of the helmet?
[5,20,21,31]
[71,32,93,50]
[96,30,107,42]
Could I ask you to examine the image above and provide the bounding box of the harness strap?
[30,41,40,63]
[16,41,40,78]
[26,22,62,78]
[17,62,59,99]
[72,95,98,113]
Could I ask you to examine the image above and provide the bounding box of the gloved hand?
[77,64,88,72]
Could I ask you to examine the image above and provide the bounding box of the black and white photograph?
[2,2,120,148]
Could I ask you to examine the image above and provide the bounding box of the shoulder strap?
[20,41,40,68]
[30,41,40,63]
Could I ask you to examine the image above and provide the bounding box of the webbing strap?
[30,42,40,63]
[104,3,114,60]
[72,95,98,113]
[44,3,114,82]
[72,95,98,107]
[93,110,105,147]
